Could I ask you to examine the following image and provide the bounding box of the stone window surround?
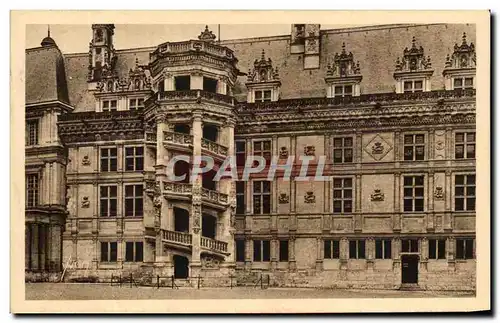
[99,184,118,217]
[26,118,40,146]
[124,145,144,172]
[25,172,40,208]
[401,173,427,213]
[454,130,476,160]
[331,176,354,214]
[402,132,427,161]
[246,83,280,103]
[99,146,118,172]
[252,180,272,215]
[124,184,144,218]
[443,69,476,91]
[155,67,232,95]
[325,78,361,98]
[394,71,433,94]
[452,172,476,212]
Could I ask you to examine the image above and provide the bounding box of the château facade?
[25,23,476,290]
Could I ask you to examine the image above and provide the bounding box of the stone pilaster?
[191,111,203,268]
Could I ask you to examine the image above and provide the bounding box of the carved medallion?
[81,155,91,166]
[435,141,445,150]
[81,196,90,208]
[279,147,289,159]
[370,189,385,202]
[364,134,393,161]
[304,145,316,156]
[304,191,316,204]
[434,186,444,200]
[279,193,289,204]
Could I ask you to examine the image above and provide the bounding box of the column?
[191,111,203,269]
[245,236,252,270]
[420,237,428,271]
[288,236,296,270]
[271,237,278,270]
[25,224,31,270]
[31,224,39,271]
[156,114,168,168]
[393,172,401,231]
[315,237,323,270]
[444,170,452,231]
[190,71,203,90]
[220,121,235,265]
[427,171,435,231]
[164,73,174,91]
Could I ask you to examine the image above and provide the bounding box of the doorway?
[173,255,189,279]
[401,255,419,284]
[174,207,189,232]
[202,214,216,239]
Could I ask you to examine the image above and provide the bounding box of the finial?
[411,36,416,48]
[462,32,467,45]
[261,49,265,60]
[135,57,139,67]
[47,25,50,37]
[342,42,346,53]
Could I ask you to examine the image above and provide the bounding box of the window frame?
[403,79,424,93]
[452,76,474,90]
[124,241,144,262]
[324,239,340,259]
[26,118,39,146]
[428,239,446,260]
[403,175,425,212]
[25,173,39,208]
[333,136,354,164]
[333,84,354,97]
[456,238,475,260]
[455,131,476,160]
[254,90,272,102]
[235,140,246,168]
[124,146,144,171]
[102,99,118,112]
[252,139,272,165]
[401,239,420,253]
[349,240,366,259]
[124,184,144,217]
[253,240,271,262]
[100,241,118,263]
[100,147,118,172]
[332,177,353,214]
[129,97,145,110]
[403,133,426,161]
[454,174,476,212]
[252,181,271,215]
[375,239,392,259]
[99,185,118,217]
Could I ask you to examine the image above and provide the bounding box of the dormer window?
[403,80,423,93]
[246,49,281,103]
[103,100,117,112]
[443,33,476,91]
[175,75,191,91]
[334,85,353,97]
[325,43,362,98]
[255,90,272,102]
[129,98,144,110]
[393,37,433,94]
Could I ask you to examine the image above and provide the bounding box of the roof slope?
[26,45,70,105]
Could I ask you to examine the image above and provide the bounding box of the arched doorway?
[173,255,189,279]
[174,159,190,184]
[174,207,189,232]
[202,214,217,239]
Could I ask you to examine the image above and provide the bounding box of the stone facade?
[25,24,476,290]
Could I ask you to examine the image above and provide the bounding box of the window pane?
[404,188,413,197]
[456,240,464,259]
[279,240,289,261]
[465,78,473,86]
[466,186,475,196]
[402,240,409,252]
[384,240,392,259]
[415,187,424,197]
[403,177,413,186]
[100,200,108,217]
[466,133,475,142]
[344,85,353,94]
[135,242,143,262]
[404,147,414,160]
[404,81,412,90]
[333,190,342,199]
[344,200,352,213]
[404,135,414,144]
[135,199,143,216]
[429,239,437,259]
[343,189,352,199]
[414,198,424,211]
[415,176,424,186]
[410,240,419,252]
[124,199,134,217]
[332,241,340,259]
[437,240,446,259]
[455,186,464,196]
[455,133,464,143]
[262,240,270,261]
[333,138,343,147]
[415,135,425,144]
[344,179,352,187]
[344,137,353,147]
[324,241,331,259]
[465,240,474,259]
[334,86,343,95]
[110,242,117,262]
[466,175,475,185]
[125,242,134,262]
[358,241,366,259]
[333,179,342,188]
[454,78,463,87]
[253,241,261,261]
[375,240,383,259]
[100,242,108,262]
[333,201,342,213]
[455,198,464,211]
[414,81,423,89]
[344,149,353,162]
[455,175,464,185]
[404,199,413,211]
[466,198,475,211]
[109,199,117,216]
[349,241,356,259]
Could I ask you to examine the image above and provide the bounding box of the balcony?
[201,236,229,255]
[157,90,234,106]
[164,131,193,146]
[163,182,193,201]
[162,230,192,249]
[201,188,229,208]
[201,138,228,157]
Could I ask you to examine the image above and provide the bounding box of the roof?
[25,45,70,105]
[49,23,477,112]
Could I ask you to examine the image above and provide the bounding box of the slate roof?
[25,44,70,105]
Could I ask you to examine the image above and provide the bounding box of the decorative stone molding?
[201,255,221,268]
[81,155,91,166]
[371,142,385,155]
[364,134,392,161]
[245,49,281,103]
[278,193,289,204]
[81,196,90,208]
[198,25,217,43]
[279,146,289,159]
[443,32,476,90]
[304,191,316,204]
[325,43,362,98]
[304,145,316,156]
[393,37,434,93]
[370,189,385,202]
[434,186,444,200]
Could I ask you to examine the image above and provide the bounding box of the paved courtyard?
[25,283,475,300]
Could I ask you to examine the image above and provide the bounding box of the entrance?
[401,255,419,284]
[173,255,189,279]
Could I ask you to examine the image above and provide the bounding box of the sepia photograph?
[10,10,491,314]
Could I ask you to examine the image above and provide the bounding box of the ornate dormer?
[87,24,116,83]
[245,49,281,103]
[393,37,434,93]
[198,25,217,43]
[443,32,476,90]
[325,43,362,98]
[94,57,152,112]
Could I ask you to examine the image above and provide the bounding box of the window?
[428,239,446,259]
[102,100,117,112]
[235,239,245,262]
[334,84,353,97]
[203,77,218,93]
[333,178,353,214]
[236,141,246,168]
[26,119,39,146]
[403,176,425,212]
[349,240,365,259]
[125,241,143,262]
[255,90,272,102]
[26,174,39,207]
[324,240,340,259]
[253,140,271,164]
[456,238,474,259]
[100,242,117,262]
[174,75,190,91]
[253,240,270,262]
[455,132,475,159]
[100,186,117,217]
[375,239,392,259]
[404,134,425,161]
[100,147,117,172]
[401,239,419,253]
[455,174,475,211]
[124,185,143,217]
[453,77,474,90]
[125,147,144,171]
[333,137,353,163]
[129,98,144,110]
[403,80,423,93]
[253,181,271,214]
[279,240,289,262]
[236,181,245,215]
